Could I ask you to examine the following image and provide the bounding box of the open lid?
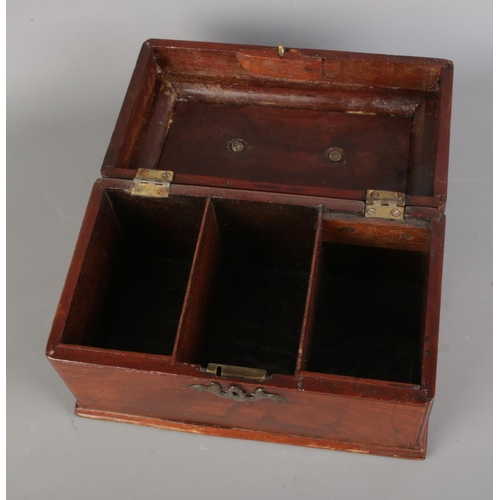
[101,39,453,213]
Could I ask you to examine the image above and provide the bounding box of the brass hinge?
[205,363,267,382]
[131,169,174,198]
[365,189,405,220]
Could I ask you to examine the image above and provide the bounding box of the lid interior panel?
[158,101,413,193]
[102,40,452,201]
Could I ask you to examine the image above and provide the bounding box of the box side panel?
[433,62,453,202]
[421,216,446,397]
[101,41,160,172]
[46,181,107,353]
[50,359,427,452]
[151,39,445,91]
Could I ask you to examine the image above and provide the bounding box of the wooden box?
[46,40,453,459]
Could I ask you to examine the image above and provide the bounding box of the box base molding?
[75,403,427,460]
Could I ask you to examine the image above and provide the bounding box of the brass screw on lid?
[326,147,343,162]
[230,139,245,152]
[328,150,343,162]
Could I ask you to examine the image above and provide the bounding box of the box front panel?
[51,359,427,452]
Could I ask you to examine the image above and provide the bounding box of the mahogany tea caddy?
[46,39,453,459]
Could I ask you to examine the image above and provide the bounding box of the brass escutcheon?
[190,382,286,403]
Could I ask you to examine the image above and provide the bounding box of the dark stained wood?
[47,181,106,353]
[49,344,427,403]
[237,47,323,81]
[100,169,444,212]
[322,57,441,91]
[405,205,442,220]
[54,344,174,372]
[75,405,427,459]
[305,241,427,385]
[420,216,446,398]
[417,401,433,448]
[151,39,444,92]
[60,190,121,346]
[170,81,427,116]
[321,213,431,252]
[168,178,444,210]
[174,198,220,363]
[53,187,207,356]
[295,211,323,374]
[129,81,177,171]
[169,174,377,204]
[48,40,452,460]
[197,199,318,375]
[299,371,428,404]
[154,44,243,81]
[99,191,205,354]
[433,62,454,202]
[158,101,412,193]
[407,97,439,196]
[48,358,429,458]
[100,176,366,213]
[101,41,159,171]
[100,39,451,205]
[104,189,206,259]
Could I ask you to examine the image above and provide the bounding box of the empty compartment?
[307,217,429,384]
[61,190,207,356]
[194,199,319,376]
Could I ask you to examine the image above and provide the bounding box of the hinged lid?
[101,40,453,215]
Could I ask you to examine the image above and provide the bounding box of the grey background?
[7,0,492,499]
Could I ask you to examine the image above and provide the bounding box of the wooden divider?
[295,210,323,375]
[173,197,221,364]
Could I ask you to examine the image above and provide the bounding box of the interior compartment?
[306,219,429,384]
[181,198,319,376]
[62,186,430,383]
[61,190,207,356]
